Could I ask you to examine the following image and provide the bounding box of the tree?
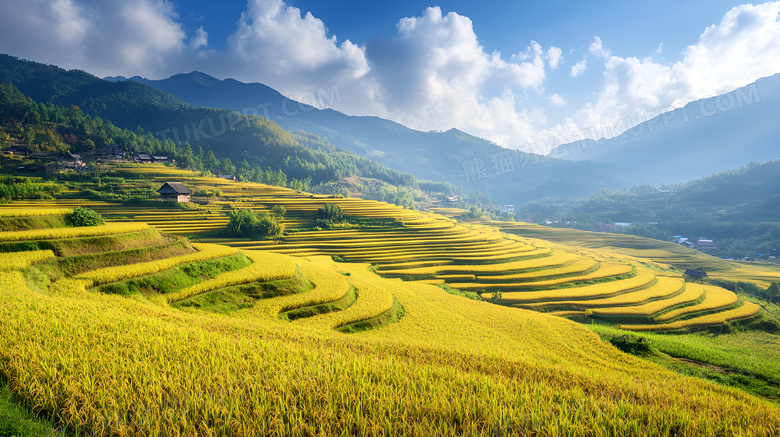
[315,203,343,229]
[220,157,236,176]
[765,283,780,304]
[22,127,35,147]
[202,150,219,175]
[69,206,104,227]
[271,205,286,218]
[317,203,342,222]
[227,209,284,239]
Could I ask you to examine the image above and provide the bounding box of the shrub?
[227,209,284,238]
[317,203,342,222]
[315,204,343,228]
[69,206,104,227]
[271,205,286,218]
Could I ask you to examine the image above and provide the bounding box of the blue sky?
[1,0,778,152]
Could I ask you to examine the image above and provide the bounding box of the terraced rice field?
[1,212,779,434]
[1,164,766,333]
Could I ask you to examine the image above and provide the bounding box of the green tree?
[226,209,257,237]
[220,157,236,176]
[227,209,284,238]
[69,206,104,227]
[271,205,286,218]
[22,127,35,148]
[765,283,780,304]
[317,203,342,222]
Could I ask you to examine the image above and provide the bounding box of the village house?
[696,239,717,251]
[93,144,126,161]
[134,153,153,163]
[157,182,192,203]
[57,151,85,172]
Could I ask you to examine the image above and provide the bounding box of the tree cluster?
[226,208,284,239]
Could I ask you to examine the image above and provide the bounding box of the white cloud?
[2,0,780,156]
[546,46,562,69]
[360,7,554,140]
[223,0,371,97]
[548,93,567,106]
[191,26,208,49]
[575,2,780,144]
[570,58,587,77]
[588,36,611,59]
[0,0,189,77]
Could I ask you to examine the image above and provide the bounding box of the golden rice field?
[0,249,55,270]
[75,243,239,285]
[0,163,768,333]
[1,211,779,435]
[479,218,780,288]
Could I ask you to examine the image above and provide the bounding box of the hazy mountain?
[128,71,627,203]
[550,74,780,185]
[0,54,423,191]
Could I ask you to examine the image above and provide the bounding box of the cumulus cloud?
[546,46,562,69]
[361,7,555,141]
[0,0,190,77]
[570,58,587,77]
[190,26,208,50]
[2,0,780,154]
[548,93,567,106]
[575,2,780,143]
[588,36,611,59]
[221,0,371,100]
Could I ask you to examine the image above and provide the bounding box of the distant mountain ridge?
[127,71,628,203]
[549,74,780,185]
[0,54,425,193]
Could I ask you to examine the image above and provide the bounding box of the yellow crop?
[455,263,633,290]
[623,302,762,331]
[377,251,576,276]
[0,208,72,217]
[590,281,704,316]
[296,257,395,330]
[476,257,597,281]
[0,222,149,242]
[249,261,350,318]
[0,249,55,271]
[526,277,684,311]
[0,167,780,437]
[654,284,739,322]
[167,250,296,303]
[497,270,656,303]
[75,243,238,285]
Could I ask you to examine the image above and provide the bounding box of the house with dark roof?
[135,153,153,163]
[94,144,125,161]
[157,182,192,203]
[219,174,237,181]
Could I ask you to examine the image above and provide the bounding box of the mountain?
[520,159,780,259]
[550,74,780,185]
[0,54,424,194]
[128,71,628,203]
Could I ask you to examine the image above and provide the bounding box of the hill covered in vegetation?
[124,70,628,203]
[0,66,461,207]
[519,160,780,260]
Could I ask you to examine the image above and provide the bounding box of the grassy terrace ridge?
[0,162,772,333]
